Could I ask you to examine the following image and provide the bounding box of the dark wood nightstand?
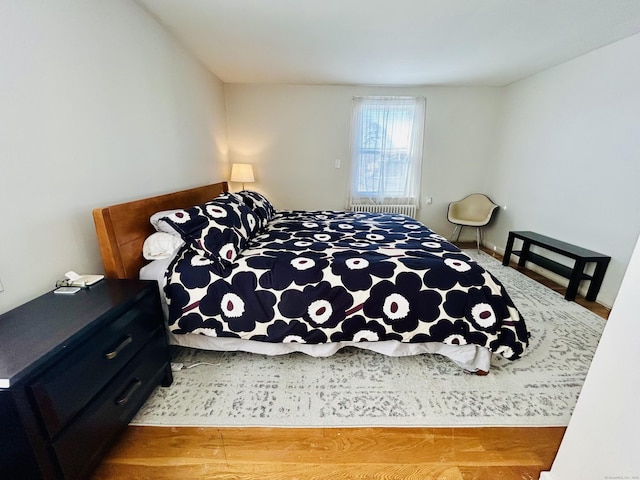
[0,280,173,480]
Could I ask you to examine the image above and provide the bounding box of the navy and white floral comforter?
[164,209,529,361]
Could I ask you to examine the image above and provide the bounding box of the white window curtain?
[348,96,425,206]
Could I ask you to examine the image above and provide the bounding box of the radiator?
[350,204,417,218]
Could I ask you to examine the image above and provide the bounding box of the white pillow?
[143,232,184,260]
[150,209,183,235]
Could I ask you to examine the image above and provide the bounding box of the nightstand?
[0,280,173,480]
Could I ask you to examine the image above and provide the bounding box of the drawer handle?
[115,378,142,406]
[105,335,133,360]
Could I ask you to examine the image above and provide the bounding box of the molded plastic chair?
[447,194,499,251]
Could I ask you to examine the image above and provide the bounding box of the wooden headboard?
[93,182,229,279]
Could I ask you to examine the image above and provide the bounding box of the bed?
[93,182,529,374]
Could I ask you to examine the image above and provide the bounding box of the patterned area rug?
[131,250,606,428]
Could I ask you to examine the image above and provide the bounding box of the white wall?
[0,0,228,313]
[225,84,502,237]
[226,60,640,307]
[540,232,640,480]
[2,3,637,316]
[485,33,640,307]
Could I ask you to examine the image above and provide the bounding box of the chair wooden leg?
[476,228,480,251]
[451,225,461,242]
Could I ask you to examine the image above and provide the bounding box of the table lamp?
[230,163,255,190]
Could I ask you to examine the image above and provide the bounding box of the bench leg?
[517,241,530,267]
[586,258,610,301]
[502,232,515,266]
[565,259,586,301]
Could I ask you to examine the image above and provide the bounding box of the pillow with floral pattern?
[160,195,259,266]
[237,190,276,229]
[204,193,259,240]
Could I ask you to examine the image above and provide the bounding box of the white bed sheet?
[140,258,492,373]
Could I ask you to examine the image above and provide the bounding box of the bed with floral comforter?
[156,191,529,372]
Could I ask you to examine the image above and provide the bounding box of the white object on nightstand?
[64,271,104,287]
[54,286,81,295]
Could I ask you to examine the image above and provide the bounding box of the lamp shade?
[230,163,255,184]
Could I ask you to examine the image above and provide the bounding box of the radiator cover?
[350,204,417,218]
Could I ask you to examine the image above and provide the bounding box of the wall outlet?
[425,196,433,205]
[334,159,341,169]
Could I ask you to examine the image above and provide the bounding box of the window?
[348,96,425,205]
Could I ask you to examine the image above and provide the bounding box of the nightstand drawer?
[52,332,168,480]
[31,292,161,438]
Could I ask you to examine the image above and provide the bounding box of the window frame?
[348,96,425,206]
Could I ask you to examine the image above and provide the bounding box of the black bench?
[502,230,610,302]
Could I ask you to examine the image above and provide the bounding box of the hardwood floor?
[91,245,609,480]
[92,426,566,480]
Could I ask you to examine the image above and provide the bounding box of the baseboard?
[483,241,505,256]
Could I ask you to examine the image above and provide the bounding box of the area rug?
[131,250,606,428]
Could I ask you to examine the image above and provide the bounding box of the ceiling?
[135,0,640,87]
